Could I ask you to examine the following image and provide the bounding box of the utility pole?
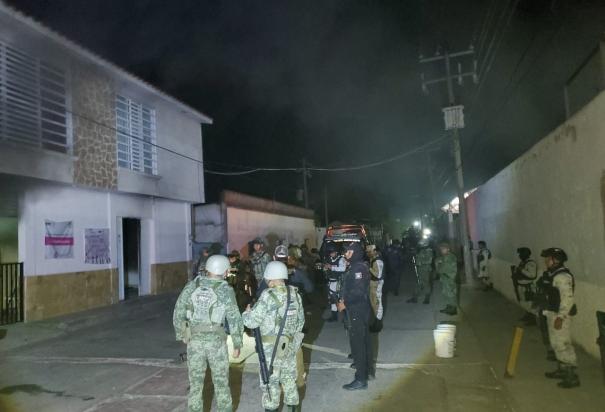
[420,45,478,283]
[302,158,309,209]
[425,149,438,217]
[324,185,329,227]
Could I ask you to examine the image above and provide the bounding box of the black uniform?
[341,245,373,383]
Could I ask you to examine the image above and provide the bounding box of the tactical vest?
[189,279,226,332]
[516,259,537,284]
[266,286,302,337]
[327,255,344,281]
[370,257,383,280]
[416,248,434,267]
[544,267,576,314]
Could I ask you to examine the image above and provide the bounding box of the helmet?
[540,248,568,263]
[345,242,364,262]
[325,243,338,254]
[289,245,302,259]
[274,244,288,259]
[252,237,265,245]
[418,239,430,248]
[264,261,288,280]
[438,241,450,249]
[205,255,231,275]
[366,244,376,253]
[516,247,531,259]
[228,250,240,258]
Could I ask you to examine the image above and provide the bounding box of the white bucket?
[436,324,457,352]
[433,329,455,358]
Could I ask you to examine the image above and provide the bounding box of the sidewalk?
[0,275,603,411]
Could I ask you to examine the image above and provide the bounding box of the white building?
[194,191,317,258]
[0,2,211,322]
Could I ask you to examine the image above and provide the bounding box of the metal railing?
[1,262,24,325]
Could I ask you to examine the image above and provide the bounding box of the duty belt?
[190,323,225,334]
[262,334,293,344]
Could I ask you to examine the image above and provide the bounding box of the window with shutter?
[115,94,157,175]
[0,41,69,153]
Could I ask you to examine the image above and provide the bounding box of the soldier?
[435,242,458,316]
[511,247,538,324]
[541,248,580,388]
[191,247,210,279]
[172,255,244,412]
[366,244,384,323]
[251,237,272,284]
[477,240,493,291]
[323,243,346,322]
[385,239,403,296]
[243,261,305,412]
[408,239,434,304]
[228,250,255,313]
[338,242,373,390]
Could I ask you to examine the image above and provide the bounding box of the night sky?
[7,0,605,225]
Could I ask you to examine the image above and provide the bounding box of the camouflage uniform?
[414,247,434,299]
[243,284,305,410]
[545,268,577,367]
[251,250,272,283]
[435,252,458,308]
[173,276,243,412]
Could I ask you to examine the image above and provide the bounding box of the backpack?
[190,281,226,325]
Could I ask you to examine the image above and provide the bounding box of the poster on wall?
[84,228,111,264]
[44,220,74,259]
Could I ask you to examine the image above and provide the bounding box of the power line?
[64,106,446,176]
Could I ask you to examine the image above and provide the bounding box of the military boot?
[423,295,431,304]
[557,367,580,389]
[286,405,299,412]
[440,305,457,315]
[545,363,566,379]
[343,379,368,390]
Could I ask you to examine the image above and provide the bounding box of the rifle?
[253,328,272,401]
[510,266,521,302]
[412,255,420,286]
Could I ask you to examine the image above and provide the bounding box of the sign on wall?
[45,220,74,259]
[85,228,110,264]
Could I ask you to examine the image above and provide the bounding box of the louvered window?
[0,41,69,153]
[116,95,157,175]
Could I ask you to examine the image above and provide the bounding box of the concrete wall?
[467,90,605,358]
[226,207,317,257]
[18,181,191,320]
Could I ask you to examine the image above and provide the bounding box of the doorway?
[122,218,141,299]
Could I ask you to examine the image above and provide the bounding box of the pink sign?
[45,236,74,246]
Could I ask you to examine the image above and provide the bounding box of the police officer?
[435,242,458,316]
[540,248,580,388]
[366,244,384,322]
[323,243,346,322]
[408,239,434,304]
[251,237,272,284]
[173,255,244,412]
[338,242,373,390]
[511,247,538,324]
[243,261,305,412]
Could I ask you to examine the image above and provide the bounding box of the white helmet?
[205,255,230,276]
[264,261,288,280]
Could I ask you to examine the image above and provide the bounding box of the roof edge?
[0,1,213,124]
